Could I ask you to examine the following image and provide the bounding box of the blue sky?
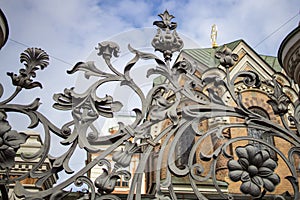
[0,0,299,186]
[0,0,299,120]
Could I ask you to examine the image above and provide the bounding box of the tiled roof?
[153,40,283,85]
[260,55,282,72]
[182,39,282,72]
[153,75,166,86]
[182,40,242,68]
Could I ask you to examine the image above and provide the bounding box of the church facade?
[87,35,300,199]
[145,38,299,199]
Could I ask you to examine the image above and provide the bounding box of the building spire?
[211,24,218,48]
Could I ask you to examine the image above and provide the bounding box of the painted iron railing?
[0,10,299,200]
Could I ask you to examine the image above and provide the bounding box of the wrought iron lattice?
[0,10,300,200]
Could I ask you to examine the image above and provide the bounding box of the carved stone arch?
[240,89,281,124]
[227,88,281,165]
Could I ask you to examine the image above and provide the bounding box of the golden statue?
[211,24,218,48]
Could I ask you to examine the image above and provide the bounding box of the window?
[116,179,129,187]
[115,165,130,188]
[175,126,195,169]
[248,107,277,160]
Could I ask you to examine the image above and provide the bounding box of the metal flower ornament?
[7,48,49,89]
[228,145,280,197]
[215,45,238,68]
[0,10,300,200]
[152,10,183,61]
[0,111,28,169]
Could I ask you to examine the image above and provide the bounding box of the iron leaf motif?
[148,88,180,124]
[53,88,122,118]
[94,158,132,195]
[67,61,111,79]
[267,79,291,115]
[7,48,49,89]
[112,141,139,168]
[172,58,195,75]
[0,83,3,98]
[94,168,120,194]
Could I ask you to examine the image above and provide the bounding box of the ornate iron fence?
[0,10,299,199]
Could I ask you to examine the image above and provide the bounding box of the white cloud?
[162,0,299,55]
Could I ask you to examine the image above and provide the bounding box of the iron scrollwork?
[0,10,299,200]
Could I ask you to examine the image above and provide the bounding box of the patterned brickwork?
[227,88,295,194]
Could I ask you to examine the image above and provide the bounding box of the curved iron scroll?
[0,10,300,200]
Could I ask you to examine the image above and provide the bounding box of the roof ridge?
[183,39,243,51]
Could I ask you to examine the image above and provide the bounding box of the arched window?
[248,107,277,160]
[175,125,195,169]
